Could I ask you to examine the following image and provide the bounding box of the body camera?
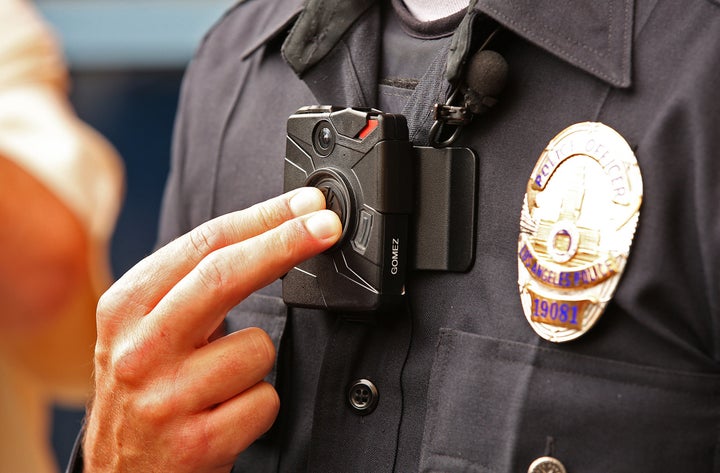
[283,106,413,312]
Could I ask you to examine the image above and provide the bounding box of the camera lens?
[318,127,332,149]
[313,121,335,156]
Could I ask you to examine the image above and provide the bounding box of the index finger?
[97,188,327,328]
[147,209,341,347]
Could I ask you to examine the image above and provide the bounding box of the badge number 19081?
[518,122,643,342]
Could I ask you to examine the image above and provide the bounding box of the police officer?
[74,0,720,471]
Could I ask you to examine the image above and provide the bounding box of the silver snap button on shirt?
[528,456,567,473]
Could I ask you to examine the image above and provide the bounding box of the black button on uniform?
[347,379,378,415]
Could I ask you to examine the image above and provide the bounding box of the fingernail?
[305,211,341,240]
[289,188,323,216]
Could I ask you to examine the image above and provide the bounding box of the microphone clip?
[433,103,472,127]
[429,23,507,149]
[429,89,470,148]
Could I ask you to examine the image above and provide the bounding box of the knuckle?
[194,252,229,297]
[96,280,130,322]
[259,382,281,416]
[109,342,144,385]
[187,220,224,256]
[95,278,150,337]
[244,328,276,370]
[219,328,276,381]
[250,382,281,433]
[268,220,305,258]
[106,329,155,386]
[93,343,111,371]
[176,419,217,468]
[95,289,115,319]
[133,389,177,426]
[253,200,286,231]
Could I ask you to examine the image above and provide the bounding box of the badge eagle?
[518,122,643,342]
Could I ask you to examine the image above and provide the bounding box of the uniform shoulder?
[197,0,303,56]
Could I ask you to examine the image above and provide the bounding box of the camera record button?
[319,185,345,222]
[305,169,354,248]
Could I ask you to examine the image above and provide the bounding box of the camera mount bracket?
[412,146,477,272]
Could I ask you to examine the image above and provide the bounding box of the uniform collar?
[474,0,634,88]
[243,0,634,90]
[240,0,380,107]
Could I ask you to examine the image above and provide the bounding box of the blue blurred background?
[35,1,234,468]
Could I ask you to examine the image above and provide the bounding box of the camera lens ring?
[312,121,336,157]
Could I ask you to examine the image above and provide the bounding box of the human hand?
[82,188,341,472]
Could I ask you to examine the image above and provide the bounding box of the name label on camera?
[382,215,408,296]
[390,238,400,275]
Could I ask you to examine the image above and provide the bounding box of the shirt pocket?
[226,292,287,387]
[420,328,720,473]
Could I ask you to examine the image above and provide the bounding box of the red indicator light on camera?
[357,118,379,140]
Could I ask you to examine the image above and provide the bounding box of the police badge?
[518,122,643,342]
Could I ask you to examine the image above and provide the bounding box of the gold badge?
[518,122,643,342]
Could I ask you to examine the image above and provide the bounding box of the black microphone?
[462,49,508,115]
[430,48,508,147]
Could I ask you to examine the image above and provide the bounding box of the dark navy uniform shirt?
[153,0,720,471]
